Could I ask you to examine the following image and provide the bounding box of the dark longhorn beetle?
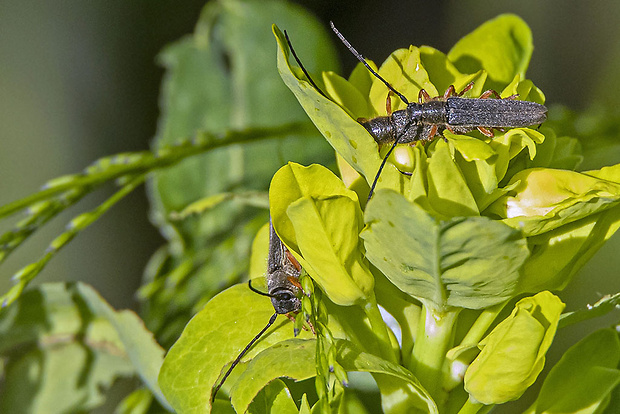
[211,219,303,402]
[284,23,548,200]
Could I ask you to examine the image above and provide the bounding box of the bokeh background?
[1,0,619,412]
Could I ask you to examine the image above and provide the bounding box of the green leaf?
[525,329,620,414]
[270,163,374,306]
[448,14,533,88]
[464,291,565,405]
[232,338,316,412]
[247,379,300,414]
[0,282,169,413]
[158,284,311,413]
[362,190,529,310]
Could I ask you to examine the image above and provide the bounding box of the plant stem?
[457,397,491,414]
[459,301,506,348]
[0,122,316,220]
[363,296,398,363]
[409,304,459,405]
[458,397,486,414]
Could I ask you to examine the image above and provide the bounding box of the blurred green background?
[1,0,619,411]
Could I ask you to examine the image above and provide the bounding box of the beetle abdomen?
[446,98,547,127]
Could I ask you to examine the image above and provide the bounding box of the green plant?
[1,1,620,413]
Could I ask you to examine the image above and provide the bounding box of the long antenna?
[284,30,328,99]
[368,133,403,201]
[211,313,278,402]
[248,279,273,298]
[329,21,409,105]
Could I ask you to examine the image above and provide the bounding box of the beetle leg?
[457,81,475,96]
[480,89,502,99]
[477,126,495,137]
[285,250,302,272]
[386,90,393,115]
[505,94,519,100]
[443,85,456,98]
[418,89,431,103]
[427,124,438,139]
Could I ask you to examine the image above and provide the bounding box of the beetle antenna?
[330,21,409,105]
[284,30,328,99]
[368,134,403,201]
[248,279,274,298]
[211,313,278,402]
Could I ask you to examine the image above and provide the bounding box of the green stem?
[409,304,460,405]
[1,174,146,308]
[559,292,620,329]
[457,397,491,414]
[363,296,398,363]
[0,122,316,220]
[459,301,507,348]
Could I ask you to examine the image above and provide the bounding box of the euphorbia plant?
[159,12,620,414]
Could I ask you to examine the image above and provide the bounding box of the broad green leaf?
[246,379,299,414]
[525,328,620,414]
[274,25,404,195]
[464,291,565,405]
[270,163,373,306]
[0,282,169,413]
[448,14,533,89]
[232,339,316,412]
[158,284,312,413]
[362,190,529,310]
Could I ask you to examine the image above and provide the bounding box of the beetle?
[211,219,302,402]
[328,22,547,198]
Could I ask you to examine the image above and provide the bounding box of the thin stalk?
[409,304,460,405]
[0,122,316,219]
[456,397,491,414]
[1,174,146,308]
[459,301,507,348]
[363,296,398,363]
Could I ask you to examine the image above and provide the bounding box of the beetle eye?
[276,292,294,302]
